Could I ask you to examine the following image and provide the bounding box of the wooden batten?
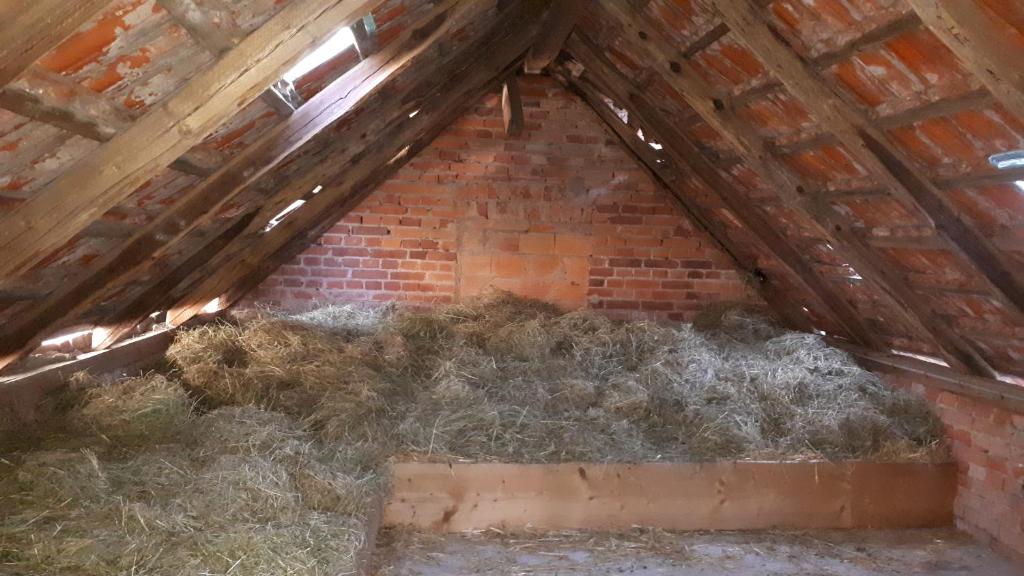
[0,0,379,280]
[905,0,1024,122]
[384,461,958,532]
[523,0,581,73]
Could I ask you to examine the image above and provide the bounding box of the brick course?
[248,76,760,319]
[886,373,1024,565]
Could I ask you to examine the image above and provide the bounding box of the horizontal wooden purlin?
[385,461,956,532]
[842,343,1024,414]
[0,66,228,177]
[0,0,381,281]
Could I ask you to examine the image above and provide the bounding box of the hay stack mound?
[0,374,381,576]
[169,293,947,462]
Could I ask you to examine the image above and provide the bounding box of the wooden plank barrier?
[384,461,957,532]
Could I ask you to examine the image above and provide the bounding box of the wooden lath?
[0,66,229,177]
[589,3,997,376]
[164,0,552,328]
[905,0,1024,123]
[0,0,380,281]
[554,62,816,333]
[0,0,111,89]
[711,0,1024,318]
[0,0,478,370]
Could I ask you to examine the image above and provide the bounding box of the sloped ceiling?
[0,0,1021,382]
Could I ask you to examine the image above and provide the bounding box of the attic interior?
[1,0,1023,573]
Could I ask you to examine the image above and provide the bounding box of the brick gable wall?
[886,373,1024,564]
[247,76,760,319]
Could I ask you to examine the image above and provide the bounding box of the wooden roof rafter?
[164,0,554,328]
[564,35,878,346]
[554,60,820,334]
[0,0,479,370]
[588,1,999,377]
[905,0,1024,122]
[710,0,1024,320]
[0,0,382,281]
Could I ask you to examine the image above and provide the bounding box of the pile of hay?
[0,373,382,575]
[168,292,947,462]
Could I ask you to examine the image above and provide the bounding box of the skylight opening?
[408,109,420,118]
[988,150,1024,170]
[636,128,645,141]
[264,199,306,232]
[1015,180,1024,193]
[282,26,356,83]
[648,141,663,150]
[41,329,92,348]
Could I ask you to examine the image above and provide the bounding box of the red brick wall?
[886,373,1024,564]
[248,76,760,319]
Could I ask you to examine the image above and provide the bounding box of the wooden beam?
[524,0,582,73]
[385,461,956,531]
[568,35,878,346]
[166,2,550,326]
[0,0,471,371]
[590,3,998,377]
[0,0,111,89]
[841,343,1024,414]
[158,0,306,115]
[91,214,256,349]
[559,65,813,331]
[155,0,245,54]
[712,0,1024,318]
[501,75,524,136]
[0,0,379,280]
[905,0,1024,122]
[0,65,229,176]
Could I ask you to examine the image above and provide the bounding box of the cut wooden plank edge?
[383,461,957,532]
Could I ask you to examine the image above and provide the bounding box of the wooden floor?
[372,528,1020,576]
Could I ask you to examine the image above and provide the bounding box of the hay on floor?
[169,292,948,462]
[0,372,382,576]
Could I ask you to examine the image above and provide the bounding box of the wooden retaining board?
[384,461,957,532]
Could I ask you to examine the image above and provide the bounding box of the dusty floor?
[372,527,1019,575]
